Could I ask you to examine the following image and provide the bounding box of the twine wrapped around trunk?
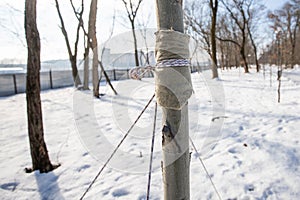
[154,30,193,110]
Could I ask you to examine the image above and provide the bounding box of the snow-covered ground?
[0,66,299,200]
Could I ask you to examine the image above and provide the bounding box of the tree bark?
[88,0,99,97]
[70,1,117,95]
[210,0,219,78]
[246,5,260,72]
[83,41,90,90]
[221,0,249,73]
[131,21,140,66]
[156,0,190,199]
[55,0,82,87]
[121,0,143,67]
[25,0,54,173]
[247,24,259,72]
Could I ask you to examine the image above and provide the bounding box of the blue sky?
[0,0,288,64]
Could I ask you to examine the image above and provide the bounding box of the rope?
[129,66,154,80]
[189,138,222,200]
[129,59,191,80]
[79,93,156,200]
[156,58,190,68]
[146,102,158,200]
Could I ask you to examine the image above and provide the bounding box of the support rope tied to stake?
[190,138,222,200]
[79,93,155,200]
[129,31,193,104]
[146,102,158,200]
[129,66,154,80]
[129,57,191,81]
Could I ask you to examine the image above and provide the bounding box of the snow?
[0,66,300,200]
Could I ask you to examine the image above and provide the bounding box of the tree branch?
[216,36,241,48]
[54,0,73,58]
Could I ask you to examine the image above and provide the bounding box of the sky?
[0,0,288,64]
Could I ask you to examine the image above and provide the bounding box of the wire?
[146,102,157,200]
[190,138,222,200]
[79,93,156,200]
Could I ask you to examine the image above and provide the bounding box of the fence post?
[113,69,116,80]
[49,69,53,89]
[13,74,18,94]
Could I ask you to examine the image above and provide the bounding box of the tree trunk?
[121,0,143,67]
[71,56,81,87]
[131,21,140,67]
[247,24,259,72]
[54,0,82,88]
[210,0,219,78]
[241,33,249,73]
[83,42,90,90]
[155,0,190,199]
[88,0,99,97]
[25,0,54,173]
[290,41,296,69]
[220,43,225,70]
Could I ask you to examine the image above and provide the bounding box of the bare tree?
[25,0,57,173]
[137,11,152,65]
[210,0,219,78]
[71,1,118,96]
[70,0,90,90]
[184,5,211,55]
[88,0,100,97]
[121,0,143,67]
[269,1,300,68]
[185,0,219,78]
[220,0,250,73]
[83,35,90,90]
[217,15,236,69]
[0,4,26,48]
[245,0,265,72]
[54,0,82,87]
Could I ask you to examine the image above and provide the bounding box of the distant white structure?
[100,29,210,69]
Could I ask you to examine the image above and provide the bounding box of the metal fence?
[0,66,201,97]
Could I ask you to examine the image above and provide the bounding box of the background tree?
[70,0,90,90]
[220,0,251,73]
[245,0,265,72]
[217,14,240,69]
[25,0,56,173]
[269,1,300,68]
[137,11,152,65]
[88,0,100,97]
[185,2,211,55]
[121,0,143,67]
[185,1,216,77]
[210,0,219,78]
[70,1,117,95]
[54,0,82,87]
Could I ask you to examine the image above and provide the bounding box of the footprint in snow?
[77,164,91,172]
[228,147,238,154]
[112,188,130,197]
[0,182,19,191]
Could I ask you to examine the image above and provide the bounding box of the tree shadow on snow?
[35,171,64,200]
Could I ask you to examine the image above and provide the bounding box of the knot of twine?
[129,30,193,110]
